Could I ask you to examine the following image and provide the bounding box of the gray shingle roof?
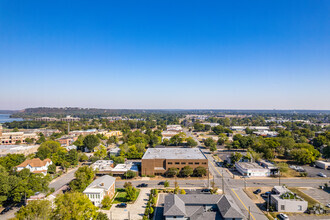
[217,195,244,219]
[164,194,244,219]
[84,175,116,192]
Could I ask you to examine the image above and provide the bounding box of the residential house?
[83,175,116,207]
[164,194,244,220]
[16,158,52,175]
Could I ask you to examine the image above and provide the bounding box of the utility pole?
[244,177,247,190]
[248,206,251,220]
[279,171,281,186]
[267,193,270,212]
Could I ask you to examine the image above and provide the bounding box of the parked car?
[253,189,261,194]
[216,162,223,167]
[318,172,327,177]
[158,181,164,185]
[326,203,330,208]
[261,192,271,198]
[116,203,127,208]
[278,213,289,220]
[0,207,11,215]
[137,183,148,187]
[201,188,211,193]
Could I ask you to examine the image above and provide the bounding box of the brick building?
[141,148,208,176]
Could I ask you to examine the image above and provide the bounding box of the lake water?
[0,114,24,123]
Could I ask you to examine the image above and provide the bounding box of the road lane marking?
[209,155,257,220]
[231,188,256,220]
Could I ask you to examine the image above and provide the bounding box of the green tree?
[125,186,137,201]
[113,156,125,165]
[94,145,107,159]
[107,136,118,145]
[193,166,207,177]
[231,152,243,164]
[290,148,316,164]
[53,192,98,219]
[36,141,60,160]
[101,195,112,210]
[166,167,179,177]
[47,163,56,174]
[180,189,186,194]
[180,166,193,177]
[16,199,52,220]
[186,137,197,147]
[0,153,26,172]
[204,138,216,148]
[79,153,89,162]
[125,170,137,179]
[69,166,95,192]
[170,134,183,146]
[164,180,169,187]
[83,135,100,152]
[96,212,109,220]
[323,145,330,159]
[162,139,170,146]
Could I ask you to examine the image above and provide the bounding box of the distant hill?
[10,107,330,119]
[0,110,19,114]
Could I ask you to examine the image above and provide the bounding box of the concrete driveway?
[108,188,149,220]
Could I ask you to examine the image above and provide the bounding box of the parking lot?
[300,188,330,206]
[302,165,330,178]
[107,188,150,220]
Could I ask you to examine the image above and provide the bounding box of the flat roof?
[142,148,207,160]
[236,162,268,170]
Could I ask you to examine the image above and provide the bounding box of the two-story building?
[83,175,116,207]
[141,148,208,176]
[16,158,52,175]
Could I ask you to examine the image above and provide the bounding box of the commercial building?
[16,158,52,175]
[141,148,208,176]
[258,160,279,175]
[164,194,244,220]
[56,136,77,146]
[271,186,308,213]
[230,126,269,132]
[0,125,39,145]
[315,160,330,170]
[166,125,183,132]
[235,162,270,177]
[35,116,80,122]
[83,175,116,207]
[69,129,98,136]
[109,147,121,156]
[111,162,139,175]
[0,145,40,157]
[161,131,179,140]
[91,160,114,174]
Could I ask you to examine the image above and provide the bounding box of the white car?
[326,203,330,208]
[318,172,327,177]
[278,213,289,220]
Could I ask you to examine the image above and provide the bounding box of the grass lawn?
[113,188,140,204]
[288,187,319,208]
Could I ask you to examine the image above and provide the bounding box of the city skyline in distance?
[1,1,329,110]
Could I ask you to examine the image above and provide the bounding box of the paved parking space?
[302,165,330,177]
[154,193,165,220]
[301,188,330,205]
[108,188,150,220]
[287,214,330,220]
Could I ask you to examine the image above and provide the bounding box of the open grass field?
[113,188,140,204]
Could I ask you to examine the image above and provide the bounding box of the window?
[195,162,200,165]
[168,162,173,165]
[175,162,180,165]
[202,162,207,165]
[298,205,302,211]
[281,205,285,210]
[181,162,186,165]
[189,162,193,165]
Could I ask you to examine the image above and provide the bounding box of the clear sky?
[0,0,329,110]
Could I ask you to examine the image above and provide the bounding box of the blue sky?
[0,0,329,110]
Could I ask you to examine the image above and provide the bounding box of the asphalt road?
[49,167,78,191]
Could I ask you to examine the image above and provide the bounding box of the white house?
[83,175,116,207]
[16,158,52,175]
